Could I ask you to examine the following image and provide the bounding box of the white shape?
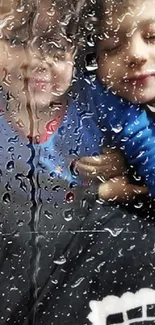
[87,288,155,325]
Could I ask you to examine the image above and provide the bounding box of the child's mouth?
[122,74,154,85]
[28,77,51,91]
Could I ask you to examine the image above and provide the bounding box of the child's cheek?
[0,40,8,76]
[0,41,26,74]
[51,58,74,92]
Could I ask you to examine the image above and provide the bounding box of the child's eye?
[104,44,122,54]
[144,34,155,43]
[39,37,67,59]
[53,50,65,62]
[7,36,25,46]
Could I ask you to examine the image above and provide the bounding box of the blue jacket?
[78,74,155,196]
[1,74,155,197]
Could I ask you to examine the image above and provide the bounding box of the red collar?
[29,118,59,144]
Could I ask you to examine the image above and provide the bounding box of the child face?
[97,0,155,104]
[0,0,75,109]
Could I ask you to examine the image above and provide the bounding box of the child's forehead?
[0,0,61,11]
[103,0,154,16]
[103,0,144,15]
[0,0,30,14]
[0,0,64,34]
[100,0,155,31]
[0,1,30,32]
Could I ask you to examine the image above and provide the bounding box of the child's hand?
[76,148,126,180]
[98,176,148,202]
[76,148,149,202]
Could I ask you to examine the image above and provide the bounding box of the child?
[0,1,121,323]
[77,0,155,200]
[0,0,105,204]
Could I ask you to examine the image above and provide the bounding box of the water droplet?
[71,277,85,288]
[53,202,59,209]
[65,191,74,203]
[49,171,57,179]
[134,202,144,209]
[53,256,66,265]
[16,5,25,12]
[6,160,14,172]
[10,285,18,291]
[47,197,52,203]
[63,208,73,222]
[85,21,94,31]
[70,161,79,177]
[110,121,123,133]
[118,249,123,257]
[20,181,27,192]
[104,227,123,237]
[8,135,19,143]
[51,279,58,284]
[69,181,78,189]
[108,106,114,111]
[81,198,87,208]
[126,27,137,38]
[95,261,106,273]
[8,146,14,153]
[2,192,11,204]
[52,185,60,192]
[87,34,95,47]
[44,210,53,220]
[97,250,103,256]
[14,232,20,238]
[133,174,142,181]
[136,151,145,159]
[5,182,11,191]
[17,220,24,227]
[58,126,65,136]
[127,245,135,251]
[85,62,98,72]
[101,126,108,132]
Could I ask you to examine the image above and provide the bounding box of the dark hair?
[79,0,104,70]
[67,0,87,35]
[79,0,104,46]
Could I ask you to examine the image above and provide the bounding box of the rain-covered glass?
[0,0,155,324]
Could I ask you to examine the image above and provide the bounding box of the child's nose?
[125,34,148,68]
[22,46,53,72]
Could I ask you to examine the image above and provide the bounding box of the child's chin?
[121,89,155,105]
[131,94,155,105]
[29,93,53,108]
[29,91,64,108]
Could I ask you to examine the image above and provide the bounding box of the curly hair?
[0,0,87,42]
